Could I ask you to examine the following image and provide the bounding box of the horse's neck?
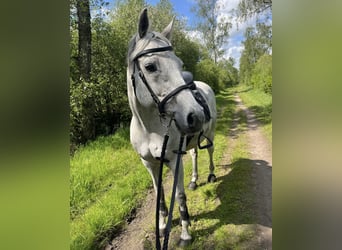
[128,91,161,134]
[135,106,164,132]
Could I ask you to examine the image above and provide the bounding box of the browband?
[133,46,173,62]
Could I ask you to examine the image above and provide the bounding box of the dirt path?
[108,172,175,250]
[107,94,272,250]
[234,94,272,249]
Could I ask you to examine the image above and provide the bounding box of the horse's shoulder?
[194,81,214,96]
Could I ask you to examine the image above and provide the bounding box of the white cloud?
[224,42,244,66]
[215,0,272,68]
[185,30,204,45]
[184,0,271,68]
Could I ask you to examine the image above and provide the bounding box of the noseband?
[131,46,196,115]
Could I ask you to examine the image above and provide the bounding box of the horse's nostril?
[187,113,195,127]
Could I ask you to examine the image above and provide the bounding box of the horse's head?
[127,8,205,135]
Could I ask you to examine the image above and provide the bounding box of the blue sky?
[146,0,198,27]
[105,0,272,68]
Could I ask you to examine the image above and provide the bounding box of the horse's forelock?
[127,32,171,66]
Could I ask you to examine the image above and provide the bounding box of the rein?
[155,128,186,250]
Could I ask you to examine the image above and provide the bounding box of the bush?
[195,59,220,93]
[70,78,131,152]
[250,54,272,94]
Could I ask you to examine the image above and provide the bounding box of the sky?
[105,0,272,68]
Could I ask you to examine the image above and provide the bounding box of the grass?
[232,84,272,142]
[70,128,152,249]
[70,86,269,249]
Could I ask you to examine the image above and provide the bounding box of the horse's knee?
[176,192,187,206]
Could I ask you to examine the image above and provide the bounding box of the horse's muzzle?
[187,112,203,133]
[174,110,204,135]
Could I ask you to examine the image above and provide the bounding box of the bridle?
[131,45,196,116]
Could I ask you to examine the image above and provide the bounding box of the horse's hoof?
[207,174,217,183]
[178,238,192,247]
[188,181,197,190]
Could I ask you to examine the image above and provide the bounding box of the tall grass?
[70,128,152,249]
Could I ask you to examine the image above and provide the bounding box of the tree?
[218,57,239,87]
[76,0,92,81]
[235,0,272,22]
[239,23,271,86]
[195,59,220,93]
[250,54,272,93]
[192,0,231,64]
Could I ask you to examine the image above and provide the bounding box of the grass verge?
[70,128,152,249]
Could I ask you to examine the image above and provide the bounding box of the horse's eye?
[145,63,157,72]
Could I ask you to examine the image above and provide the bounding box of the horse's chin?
[174,122,202,136]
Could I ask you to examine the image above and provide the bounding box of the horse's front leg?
[207,140,217,183]
[188,147,198,190]
[142,159,168,236]
[172,160,192,246]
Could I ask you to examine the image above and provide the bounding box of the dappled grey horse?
[126,8,217,247]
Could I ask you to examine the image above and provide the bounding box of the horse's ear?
[138,8,149,38]
[162,17,175,40]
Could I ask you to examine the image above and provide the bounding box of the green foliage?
[218,58,239,88]
[70,77,130,151]
[239,23,272,91]
[110,0,145,51]
[251,54,272,93]
[195,59,220,93]
[70,128,151,249]
[194,56,239,93]
[70,0,144,149]
[235,0,272,22]
[174,33,201,73]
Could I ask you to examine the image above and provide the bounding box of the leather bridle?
[131,45,196,115]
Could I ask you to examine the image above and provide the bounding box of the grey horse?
[126,8,217,246]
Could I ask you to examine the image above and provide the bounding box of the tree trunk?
[76,0,91,81]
